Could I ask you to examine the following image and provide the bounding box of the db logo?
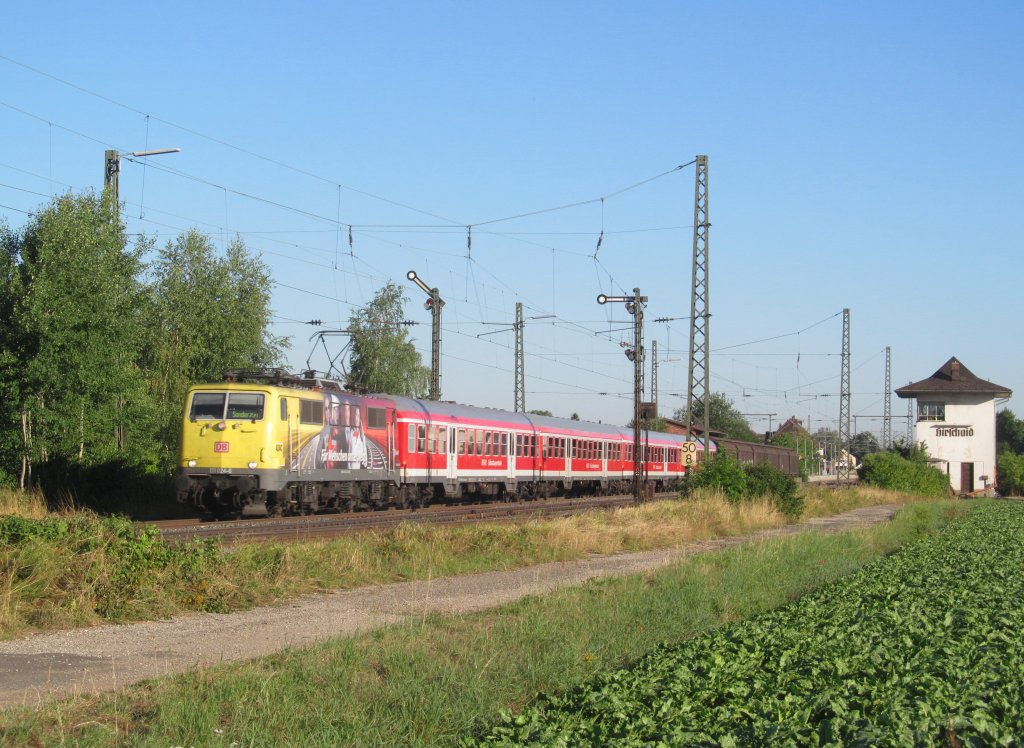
[214,442,230,453]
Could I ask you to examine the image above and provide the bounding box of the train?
[713,437,801,476]
[175,370,715,517]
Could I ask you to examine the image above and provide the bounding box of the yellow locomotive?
[176,370,397,516]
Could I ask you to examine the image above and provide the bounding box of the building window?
[918,401,945,422]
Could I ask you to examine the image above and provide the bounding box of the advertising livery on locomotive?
[176,370,713,517]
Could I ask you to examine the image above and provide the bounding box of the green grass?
[0,501,965,747]
[0,491,822,639]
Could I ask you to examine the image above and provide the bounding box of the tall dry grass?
[0,487,51,519]
[800,483,934,518]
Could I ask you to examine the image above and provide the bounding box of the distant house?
[774,416,810,440]
[895,357,1012,494]
[662,418,725,440]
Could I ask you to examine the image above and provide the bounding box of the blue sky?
[2,1,1021,435]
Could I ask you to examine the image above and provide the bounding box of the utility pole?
[598,287,648,504]
[514,302,525,412]
[882,346,892,449]
[103,147,180,207]
[837,308,851,483]
[102,146,178,451]
[407,270,444,401]
[686,154,711,453]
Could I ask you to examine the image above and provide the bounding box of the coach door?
[447,427,457,482]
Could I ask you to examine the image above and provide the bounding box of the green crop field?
[465,501,1024,746]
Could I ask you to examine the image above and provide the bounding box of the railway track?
[153,492,674,545]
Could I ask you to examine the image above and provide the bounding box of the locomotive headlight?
[187,459,197,467]
[248,461,258,469]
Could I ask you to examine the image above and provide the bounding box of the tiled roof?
[775,417,809,437]
[895,357,1012,398]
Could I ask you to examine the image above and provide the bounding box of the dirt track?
[0,503,902,708]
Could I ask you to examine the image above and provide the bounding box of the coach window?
[500,433,508,456]
[484,431,492,457]
[457,429,466,455]
[417,425,427,453]
[438,427,447,453]
[427,427,437,454]
[408,425,416,453]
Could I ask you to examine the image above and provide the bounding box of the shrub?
[686,453,748,502]
[858,451,951,498]
[744,462,803,520]
[996,451,1024,497]
[684,454,803,519]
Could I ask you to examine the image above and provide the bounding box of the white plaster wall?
[914,393,996,491]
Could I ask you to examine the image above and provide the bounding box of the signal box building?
[895,357,1012,494]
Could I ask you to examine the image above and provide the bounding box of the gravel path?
[0,504,901,708]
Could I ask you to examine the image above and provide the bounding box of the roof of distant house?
[895,357,1012,398]
[775,416,809,438]
[663,418,727,439]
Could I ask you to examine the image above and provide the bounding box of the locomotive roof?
[382,395,709,447]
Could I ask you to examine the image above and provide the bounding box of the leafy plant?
[465,502,1024,746]
[859,450,950,497]
[686,453,747,501]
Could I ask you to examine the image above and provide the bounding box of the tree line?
[997,409,1024,496]
[0,190,283,505]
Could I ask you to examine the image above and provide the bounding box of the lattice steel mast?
[651,339,658,416]
[514,302,525,412]
[882,346,892,448]
[837,308,851,482]
[685,155,711,450]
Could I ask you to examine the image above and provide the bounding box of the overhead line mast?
[837,308,852,483]
[883,346,892,449]
[514,302,526,412]
[686,154,711,451]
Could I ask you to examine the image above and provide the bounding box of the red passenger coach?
[388,397,712,504]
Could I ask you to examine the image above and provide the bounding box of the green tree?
[628,416,669,432]
[849,431,882,461]
[997,451,1024,496]
[674,392,758,442]
[996,409,1024,454]
[347,281,429,396]
[528,409,553,417]
[0,191,151,482]
[144,230,284,469]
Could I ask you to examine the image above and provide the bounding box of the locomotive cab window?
[227,393,265,420]
[190,392,266,421]
[189,393,226,420]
